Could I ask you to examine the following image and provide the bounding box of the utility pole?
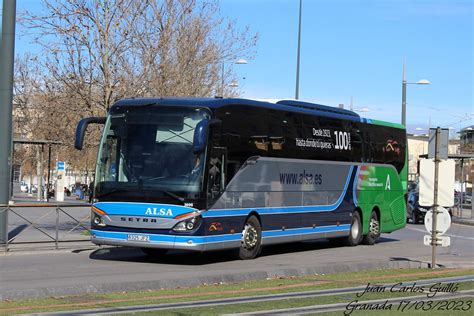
[295,0,302,100]
[0,0,17,245]
[431,127,441,269]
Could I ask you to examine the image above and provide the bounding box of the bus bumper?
[90,229,241,251]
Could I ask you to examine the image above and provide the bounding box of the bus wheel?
[141,248,168,257]
[347,212,362,246]
[362,211,380,245]
[411,210,419,224]
[237,215,262,260]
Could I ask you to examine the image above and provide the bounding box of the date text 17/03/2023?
[343,282,471,315]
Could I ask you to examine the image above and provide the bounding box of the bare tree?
[127,0,257,97]
[18,0,257,174]
[22,0,257,109]
[12,55,45,180]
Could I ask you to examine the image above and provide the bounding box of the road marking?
[406,226,474,240]
[446,234,474,240]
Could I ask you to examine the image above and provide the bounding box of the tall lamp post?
[401,63,430,126]
[295,0,302,100]
[220,59,247,97]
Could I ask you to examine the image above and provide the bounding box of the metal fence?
[0,203,91,252]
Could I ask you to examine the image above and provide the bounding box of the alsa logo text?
[145,207,173,216]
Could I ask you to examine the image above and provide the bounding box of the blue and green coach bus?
[75,98,407,259]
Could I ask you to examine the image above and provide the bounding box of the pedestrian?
[88,181,94,203]
[79,184,85,200]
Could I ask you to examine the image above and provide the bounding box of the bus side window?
[351,128,364,163]
[226,160,241,184]
[208,147,227,204]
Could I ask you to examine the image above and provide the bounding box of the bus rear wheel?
[236,215,262,260]
[346,211,362,246]
[362,211,380,245]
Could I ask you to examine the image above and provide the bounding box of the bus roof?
[112,97,404,129]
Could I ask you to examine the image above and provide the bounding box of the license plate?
[127,234,150,242]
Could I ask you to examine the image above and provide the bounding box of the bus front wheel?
[362,211,380,245]
[346,211,362,246]
[236,215,262,260]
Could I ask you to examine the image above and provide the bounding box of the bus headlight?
[92,212,106,227]
[173,215,202,232]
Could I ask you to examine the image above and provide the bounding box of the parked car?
[20,182,28,193]
[455,192,472,205]
[465,194,472,204]
[407,190,453,224]
[407,191,428,224]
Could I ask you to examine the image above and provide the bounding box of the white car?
[20,182,29,193]
[466,194,472,204]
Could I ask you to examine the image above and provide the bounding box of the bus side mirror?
[75,117,106,150]
[193,119,209,154]
[193,119,221,154]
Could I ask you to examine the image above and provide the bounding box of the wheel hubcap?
[369,218,379,237]
[351,217,359,239]
[242,224,258,249]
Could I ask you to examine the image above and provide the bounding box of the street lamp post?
[295,0,302,100]
[220,59,247,97]
[401,62,430,126]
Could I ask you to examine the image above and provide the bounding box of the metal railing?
[0,203,91,252]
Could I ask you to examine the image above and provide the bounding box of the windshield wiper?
[96,188,131,199]
[160,190,185,204]
[96,188,185,205]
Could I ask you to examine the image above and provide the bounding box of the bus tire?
[411,210,418,224]
[141,248,168,257]
[362,211,380,245]
[236,215,262,260]
[346,211,362,246]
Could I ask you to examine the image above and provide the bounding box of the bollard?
[1,205,9,252]
[55,205,59,250]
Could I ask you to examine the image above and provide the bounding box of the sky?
[220,0,473,135]
[2,0,473,135]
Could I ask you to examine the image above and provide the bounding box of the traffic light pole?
[0,0,17,245]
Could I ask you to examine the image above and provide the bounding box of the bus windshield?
[95,106,211,201]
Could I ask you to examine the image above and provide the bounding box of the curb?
[0,242,95,256]
[452,218,474,226]
[0,259,429,301]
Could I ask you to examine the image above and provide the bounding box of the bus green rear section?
[355,165,406,234]
[357,118,407,233]
[370,119,405,129]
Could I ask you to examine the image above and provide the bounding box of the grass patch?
[119,282,474,316]
[1,268,472,315]
[79,230,91,236]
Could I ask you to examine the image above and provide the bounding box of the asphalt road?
[0,222,473,300]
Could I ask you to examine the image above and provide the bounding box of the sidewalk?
[10,189,91,204]
[452,205,474,226]
[2,191,91,252]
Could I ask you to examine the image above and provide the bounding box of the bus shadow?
[259,236,399,257]
[89,237,400,265]
[89,247,237,265]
